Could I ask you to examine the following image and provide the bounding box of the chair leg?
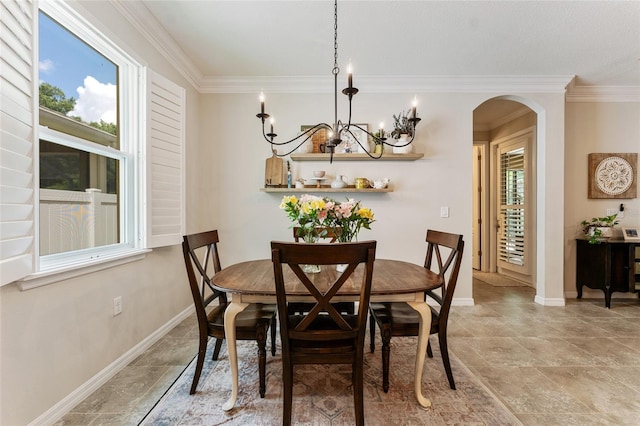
[439,332,456,390]
[282,362,293,426]
[257,325,268,398]
[426,338,433,358]
[353,359,365,426]
[270,315,277,356]
[369,314,376,353]
[380,324,391,393]
[190,336,208,394]
[212,338,224,360]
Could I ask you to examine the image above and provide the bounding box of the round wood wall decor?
[588,153,637,199]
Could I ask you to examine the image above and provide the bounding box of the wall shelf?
[290,153,423,161]
[260,185,392,193]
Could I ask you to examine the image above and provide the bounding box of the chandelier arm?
[261,123,332,146]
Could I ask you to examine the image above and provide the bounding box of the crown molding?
[200,75,575,94]
[565,83,640,102]
[112,0,202,90]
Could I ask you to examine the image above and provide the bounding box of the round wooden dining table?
[211,258,443,411]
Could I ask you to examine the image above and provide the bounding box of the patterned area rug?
[141,332,521,425]
[473,271,528,287]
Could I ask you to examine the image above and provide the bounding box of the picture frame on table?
[622,227,640,241]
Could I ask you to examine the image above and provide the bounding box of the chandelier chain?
[333,0,338,71]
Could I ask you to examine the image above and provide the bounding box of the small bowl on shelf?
[313,170,326,178]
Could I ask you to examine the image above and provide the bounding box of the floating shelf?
[290,153,423,162]
[260,185,392,193]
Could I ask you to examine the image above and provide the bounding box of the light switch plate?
[440,206,449,218]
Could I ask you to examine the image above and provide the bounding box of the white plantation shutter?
[145,69,185,248]
[497,134,531,275]
[0,0,36,286]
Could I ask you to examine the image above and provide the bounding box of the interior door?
[496,135,531,275]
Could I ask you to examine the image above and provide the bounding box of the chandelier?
[256,0,420,163]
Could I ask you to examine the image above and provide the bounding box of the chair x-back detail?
[271,240,376,426]
[369,230,464,391]
[289,227,354,315]
[182,230,277,396]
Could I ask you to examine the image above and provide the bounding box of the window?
[0,0,185,288]
[37,8,132,267]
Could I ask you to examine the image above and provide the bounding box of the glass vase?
[302,232,321,273]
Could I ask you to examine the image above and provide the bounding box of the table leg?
[222,300,249,411]
[407,301,432,409]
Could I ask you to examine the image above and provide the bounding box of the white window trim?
[11,1,184,290]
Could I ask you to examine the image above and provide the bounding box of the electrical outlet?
[113,296,122,316]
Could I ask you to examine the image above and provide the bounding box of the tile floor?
[55,277,640,425]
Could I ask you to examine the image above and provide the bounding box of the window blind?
[1,0,36,286]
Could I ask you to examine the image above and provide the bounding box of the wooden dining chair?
[369,230,464,391]
[289,226,355,315]
[271,240,376,426]
[182,230,277,397]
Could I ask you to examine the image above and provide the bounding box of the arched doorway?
[472,97,538,294]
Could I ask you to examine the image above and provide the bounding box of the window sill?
[17,248,151,291]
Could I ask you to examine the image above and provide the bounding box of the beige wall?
[564,101,640,297]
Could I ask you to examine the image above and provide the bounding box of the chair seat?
[207,302,277,339]
[369,302,438,335]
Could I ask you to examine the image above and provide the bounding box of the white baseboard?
[534,295,566,306]
[29,306,194,426]
[451,297,475,306]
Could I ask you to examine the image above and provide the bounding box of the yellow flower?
[280,195,297,209]
[358,207,374,220]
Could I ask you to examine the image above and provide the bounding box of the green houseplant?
[581,214,619,244]
[391,109,414,138]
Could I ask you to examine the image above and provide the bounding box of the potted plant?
[391,109,414,139]
[581,214,619,244]
[391,110,414,154]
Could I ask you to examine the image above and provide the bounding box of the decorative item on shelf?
[265,149,284,187]
[372,178,390,189]
[373,129,385,155]
[279,194,375,271]
[581,214,619,244]
[295,131,313,153]
[331,174,348,189]
[392,109,415,154]
[295,179,304,189]
[286,161,292,188]
[256,0,419,163]
[354,177,369,189]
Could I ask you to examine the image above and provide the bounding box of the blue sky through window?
[39,11,117,125]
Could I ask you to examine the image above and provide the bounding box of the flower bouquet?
[280,194,375,272]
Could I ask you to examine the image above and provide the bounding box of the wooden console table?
[576,238,640,308]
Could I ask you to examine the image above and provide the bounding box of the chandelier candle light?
[257,0,420,163]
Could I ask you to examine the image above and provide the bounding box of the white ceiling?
[135,0,639,87]
[118,1,639,126]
